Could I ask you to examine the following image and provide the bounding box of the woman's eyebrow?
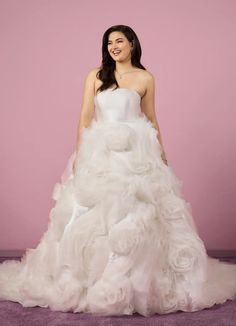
[108,38,124,42]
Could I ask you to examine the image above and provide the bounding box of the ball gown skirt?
[0,88,236,317]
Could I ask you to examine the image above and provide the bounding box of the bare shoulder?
[141,70,155,82]
[85,67,101,80]
[136,69,155,85]
[135,69,155,96]
[83,67,101,93]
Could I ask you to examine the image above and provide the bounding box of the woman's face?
[107,31,133,63]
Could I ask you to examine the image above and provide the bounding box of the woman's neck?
[115,61,134,73]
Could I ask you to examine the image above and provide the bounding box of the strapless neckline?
[95,88,141,101]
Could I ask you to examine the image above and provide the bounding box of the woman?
[72,25,168,174]
[0,24,236,317]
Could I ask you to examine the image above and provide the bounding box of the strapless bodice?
[94,88,142,122]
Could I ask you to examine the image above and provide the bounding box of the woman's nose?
[112,44,119,50]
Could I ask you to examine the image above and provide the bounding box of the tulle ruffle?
[0,115,236,316]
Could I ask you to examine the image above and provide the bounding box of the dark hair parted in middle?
[96,25,146,94]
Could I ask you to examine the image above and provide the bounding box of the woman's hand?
[161,151,168,166]
[72,155,79,175]
[72,160,76,175]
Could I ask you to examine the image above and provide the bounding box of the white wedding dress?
[0,88,236,317]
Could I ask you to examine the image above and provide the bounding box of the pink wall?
[0,0,235,250]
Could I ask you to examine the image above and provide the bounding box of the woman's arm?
[75,68,98,154]
[141,73,168,165]
[73,68,98,174]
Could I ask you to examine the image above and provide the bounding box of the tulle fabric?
[0,88,235,316]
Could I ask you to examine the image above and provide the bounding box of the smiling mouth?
[112,51,121,56]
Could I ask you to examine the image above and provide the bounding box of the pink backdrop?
[0,0,235,250]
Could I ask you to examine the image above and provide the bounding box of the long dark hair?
[96,25,146,94]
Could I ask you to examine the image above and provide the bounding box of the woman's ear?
[130,40,134,51]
